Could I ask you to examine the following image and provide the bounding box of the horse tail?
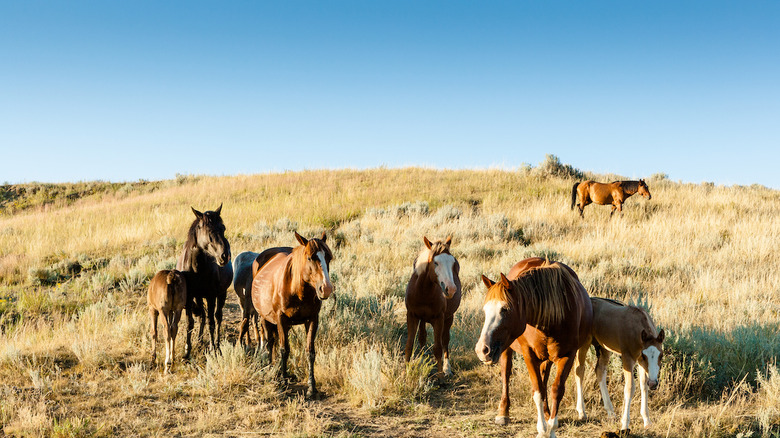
[570,182,580,210]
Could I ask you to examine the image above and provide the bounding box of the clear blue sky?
[2,1,779,187]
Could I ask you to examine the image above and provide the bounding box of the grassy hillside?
[1,157,779,437]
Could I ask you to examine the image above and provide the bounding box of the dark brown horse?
[250,231,333,397]
[571,180,651,218]
[404,236,461,376]
[475,258,592,438]
[176,204,233,358]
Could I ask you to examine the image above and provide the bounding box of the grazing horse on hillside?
[475,257,592,438]
[575,297,665,431]
[571,180,652,218]
[233,250,263,348]
[176,204,233,358]
[148,269,186,373]
[250,231,333,398]
[404,236,461,376]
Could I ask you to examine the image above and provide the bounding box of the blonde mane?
[486,262,580,329]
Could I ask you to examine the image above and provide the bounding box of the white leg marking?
[533,391,547,436]
[638,366,652,427]
[621,368,634,430]
[443,356,452,376]
[600,371,615,417]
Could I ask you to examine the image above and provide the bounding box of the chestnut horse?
[475,258,592,438]
[176,204,233,358]
[148,269,186,373]
[249,231,333,397]
[232,250,263,348]
[571,180,651,218]
[575,297,665,431]
[404,236,461,376]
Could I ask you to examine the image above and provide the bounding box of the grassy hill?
[1,157,779,437]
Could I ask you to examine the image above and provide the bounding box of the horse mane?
[489,261,580,328]
[288,237,333,296]
[413,241,451,276]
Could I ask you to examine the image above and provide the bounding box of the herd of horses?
[146,179,659,437]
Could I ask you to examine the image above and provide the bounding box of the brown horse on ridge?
[148,269,186,373]
[249,231,333,398]
[404,236,461,376]
[475,258,592,438]
[571,180,651,218]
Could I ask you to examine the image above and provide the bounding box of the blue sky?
[2,1,779,187]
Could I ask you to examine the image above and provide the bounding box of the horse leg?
[404,314,420,362]
[441,314,454,376]
[183,303,195,359]
[277,317,291,382]
[253,312,264,353]
[495,348,513,425]
[417,319,427,352]
[149,308,159,366]
[620,357,637,431]
[595,346,615,417]
[205,296,217,352]
[160,311,171,373]
[169,310,181,373]
[521,348,549,438]
[305,317,319,398]
[574,341,590,420]
[263,319,276,362]
[638,365,652,427]
[548,356,576,438]
[431,316,445,375]
[215,290,226,350]
[540,360,553,418]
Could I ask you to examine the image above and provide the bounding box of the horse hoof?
[618,429,630,437]
[306,388,321,399]
[494,416,510,426]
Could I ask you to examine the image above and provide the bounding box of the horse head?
[191,204,231,267]
[638,179,652,200]
[295,231,334,300]
[423,236,459,299]
[475,273,526,365]
[639,329,665,390]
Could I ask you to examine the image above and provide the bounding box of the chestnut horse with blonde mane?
[249,231,333,398]
[476,258,592,438]
[571,180,651,218]
[404,236,461,376]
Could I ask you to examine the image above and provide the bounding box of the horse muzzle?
[317,283,333,300]
[475,339,502,365]
[648,379,658,390]
[440,282,457,299]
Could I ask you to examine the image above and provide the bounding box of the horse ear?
[499,273,510,288]
[444,235,452,248]
[657,329,665,342]
[294,231,308,246]
[320,232,327,242]
[423,236,433,250]
[481,275,495,289]
[191,207,203,219]
[214,203,223,215]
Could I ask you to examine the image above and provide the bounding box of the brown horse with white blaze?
[475,258,592,438]
[250,231,333,398]
[575,297,665,431]
[571,180,651,218]
[404,236,461,376]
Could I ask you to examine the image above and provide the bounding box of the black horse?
[176,204,233,358]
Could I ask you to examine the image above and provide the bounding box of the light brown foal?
[148,270,187,373]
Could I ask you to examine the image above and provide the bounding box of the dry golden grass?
[1,162,779,437]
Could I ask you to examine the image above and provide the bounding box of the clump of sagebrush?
[190,341,276,397]
[534,154,585,180]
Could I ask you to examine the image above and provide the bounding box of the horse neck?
[623,181,639,195]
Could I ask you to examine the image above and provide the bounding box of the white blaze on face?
[643,345,662,383]
[433,253,457,297]
[476,300,505,362]
[316,251,332,288]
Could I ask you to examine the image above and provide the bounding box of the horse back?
[508,258,592,360]
[591,297,654,359]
